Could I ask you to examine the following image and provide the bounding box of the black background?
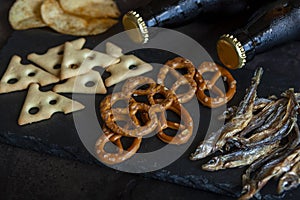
[0,0,300,200]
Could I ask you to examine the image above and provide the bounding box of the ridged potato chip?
[59,0,120,18]
[9,0,46,30]
[41,0,118,36]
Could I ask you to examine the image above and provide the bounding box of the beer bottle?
[122,0,269,43]
[217,0,300,70]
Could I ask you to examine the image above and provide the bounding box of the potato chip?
[59,0,120,18]
[9,0,46,30]
[41,0,118,36]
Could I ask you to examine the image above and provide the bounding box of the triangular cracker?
[0,55,59,94]
[27,38,86,77]
[106,42,123,58]
[18,83,85,125]
[60,42,119,80]
[105,55,153,87]
[53,70,107,94]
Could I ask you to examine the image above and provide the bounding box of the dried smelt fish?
[189,126,224,160]
[238,99,282,138]
[243,117,296,148]
[190,68,263,161]
[202,141,279,171]
[242,123,300,185]
[278,162,300,194]
[295,93,300,102]
[254,101,287,132]
[219,98,272,121]
[240,124,300,200]
[241,90,298,146]
[290,123,300,148]
[239,147,300,200]
[278,123,300,194]
[253,97,274,110]
[215,68,263,149]
[191,66,300,199]
[218,106,237,121]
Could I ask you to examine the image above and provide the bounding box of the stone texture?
[0,1,300,200]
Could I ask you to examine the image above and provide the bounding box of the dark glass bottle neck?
[234,0,300,61]
[135,0,201,27]
[135,0,266,28]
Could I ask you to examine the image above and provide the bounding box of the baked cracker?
[60,42,119,80]
[106,42,123,58]
[53,70,107,94]
[0,55,59,94]
[27,38,86,77]
[18,83,85,125]
[105,54,153,87]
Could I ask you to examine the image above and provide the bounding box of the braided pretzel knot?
[157,57,197,103]
[97,93,153,165]
[97,76,194,164]
[95,125,142,165]
[195,62,236,108]
[156,99,193,145]
[122,76,179,110]
[123,77,193,145]
[100,93,163,137]
[101,76,178,137]
[97,94,153,164]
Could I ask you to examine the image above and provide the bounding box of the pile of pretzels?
[96,57,237,165]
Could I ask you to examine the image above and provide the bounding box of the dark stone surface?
[0,1,300,200]
[0,143,236,200]
[0,1,233,200]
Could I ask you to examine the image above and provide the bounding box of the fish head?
[278,173,299,194]
[202,157,223,171]
[190,144,213,160]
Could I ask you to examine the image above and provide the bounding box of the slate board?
[1,16,300,200]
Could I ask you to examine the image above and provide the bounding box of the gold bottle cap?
[122,11,149,44]
[217,34,247,70]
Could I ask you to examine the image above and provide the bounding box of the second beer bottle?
[122,0,270,43]
[217,0,300,69]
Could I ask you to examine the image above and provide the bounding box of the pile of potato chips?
[9,0,120,36]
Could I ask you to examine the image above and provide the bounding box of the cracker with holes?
[104,43,153,87]
[105,55,153,87]
[27,38,86,77]
[53,70,107,94]
[60,42,119,80]
[0,55,59,94]
[18,83,85,125]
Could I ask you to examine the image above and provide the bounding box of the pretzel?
[157,57,197,103]
[122,77,192,144]
[154,99,193,145]
[97,97,150,165]
[122,76,178,109]
[122,76,156,95]
[195,62,236,108]
[100,92,163,137]
[95,125,142,165]
[134,84,178,108]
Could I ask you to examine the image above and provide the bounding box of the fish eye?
[283,180,294,188]
[283,181,290,188]
[207,158,217,164]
